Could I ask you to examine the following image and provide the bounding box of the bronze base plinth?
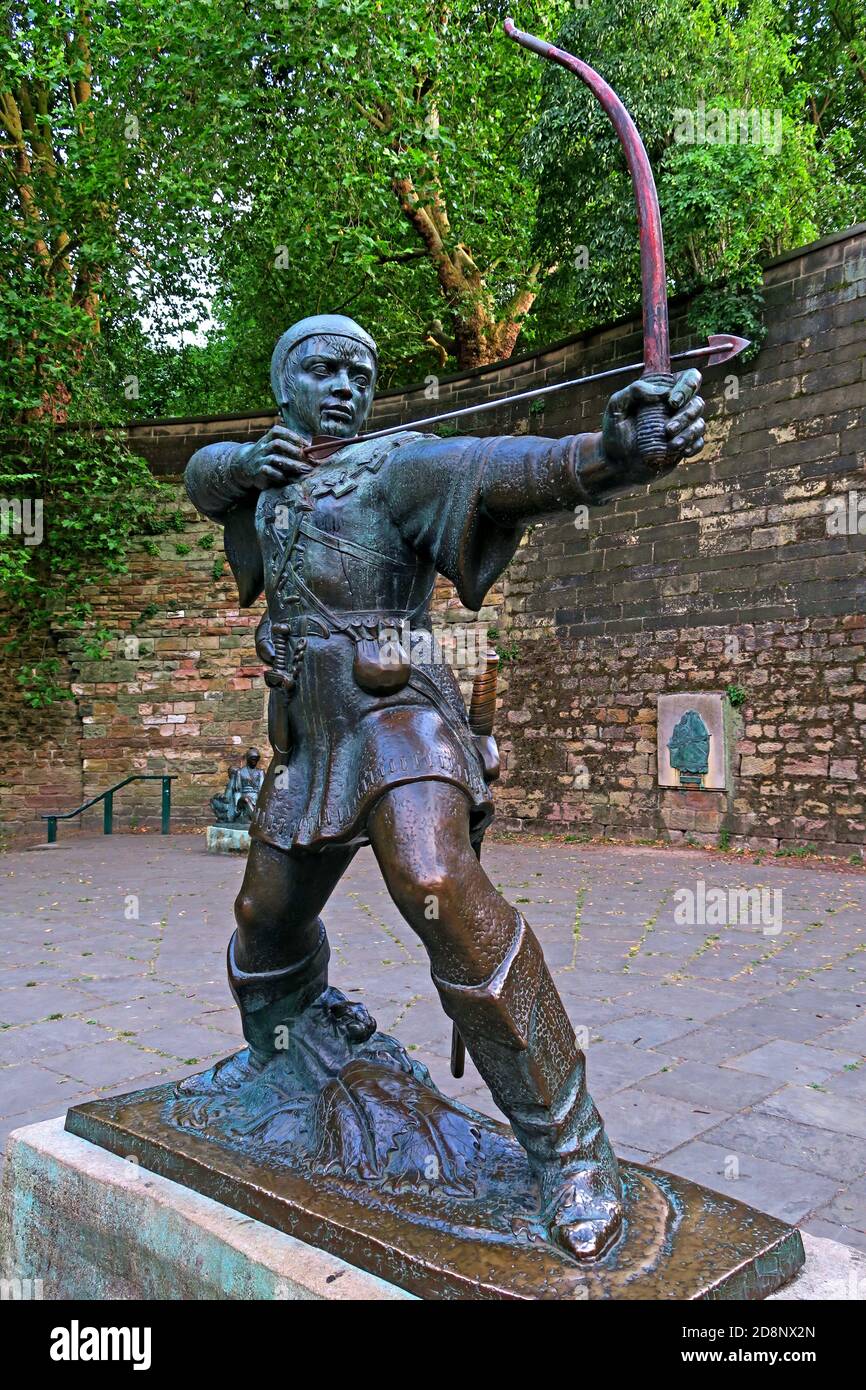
[66,1051,804,1301]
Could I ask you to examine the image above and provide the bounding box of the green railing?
[41,774,177,843]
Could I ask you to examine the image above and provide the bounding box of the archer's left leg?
[367,780,622,1261]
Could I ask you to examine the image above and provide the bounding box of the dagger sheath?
[450,649,501,1080]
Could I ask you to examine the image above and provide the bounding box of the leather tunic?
[185,427,593,851]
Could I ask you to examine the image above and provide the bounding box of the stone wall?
[2,224,864,848]
[0,628,83,844]
[491,227,866,854]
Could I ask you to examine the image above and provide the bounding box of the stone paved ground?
[1,833,865,1252]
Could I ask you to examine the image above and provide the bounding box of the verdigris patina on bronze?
[68,1082,804,1300]
[668,711,712,788]
[210,747,263,825]
[67,21,804,1299]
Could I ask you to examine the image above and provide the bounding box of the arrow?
[303,334,749,462]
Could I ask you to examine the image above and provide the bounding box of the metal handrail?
[41,774,177,843]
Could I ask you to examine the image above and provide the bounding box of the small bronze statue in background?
[183,312,705,1262]
[210,747,263,825]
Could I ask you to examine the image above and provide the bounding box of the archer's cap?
[270,315,378,403]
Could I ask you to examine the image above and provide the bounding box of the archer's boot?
[176,923,332,1095]
[229,923,331,1054]
[223,924,377,1084]
[433,912,623,1261]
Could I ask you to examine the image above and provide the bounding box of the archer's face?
[283,336,376,439]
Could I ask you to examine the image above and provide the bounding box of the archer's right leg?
[180,840,367,1094]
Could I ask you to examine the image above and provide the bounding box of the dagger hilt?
[468,650,500,736]
[264,623,302,693]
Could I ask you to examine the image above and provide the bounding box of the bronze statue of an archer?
[183,312,705,1261]
[65,23,805,1298]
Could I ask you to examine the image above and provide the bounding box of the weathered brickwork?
[2,225,864,847]
[491,227,866,852]
[0,628,82,842]
[491,615,866,855]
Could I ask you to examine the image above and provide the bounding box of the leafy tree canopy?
[1,0,863,702]
[524,0,865,351]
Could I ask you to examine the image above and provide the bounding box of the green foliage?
[0,419,175,695]
[725,683,747,708]
[6,1,865,419]
[0,0,222,698]
[525,0,865,350]
[131,601,159,630]
[2,0,864,705]
[16,657,73,709]
[80,625,113,661]
[688,268,767,364]
[487,625,520,663]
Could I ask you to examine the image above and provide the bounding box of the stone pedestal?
[3,1118,864,1301]
[7,1116,863,1301]
[0,1119,410,1300]
[206,824,250,854]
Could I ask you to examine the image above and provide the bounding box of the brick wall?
[2,224,864,848]
[491,227,866,854]
[0,627,83,844]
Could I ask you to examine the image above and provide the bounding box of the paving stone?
[559,971,639,1000]
[0,1063,84,1118]
[781,986,866,1022]
[661,1021,780,1065]
[589,1012,700,1050]
[656,1140,841,1226]
[549,994,641,1029]
[620,983,742,1023]
[2,833,865,1247]
[73,955,154,980]
[599,1090,728,1153]
[800,1218,866,1255]
[0,1017,112,1064]
[760,1085,866,1140]
[611,1141,659,1164]
[127,1023,243,1062]
[812,1014,866,1054]
[0,963,69,987]
[718,1001,846,1044]
[459,1087,505,1122]
[95,1062,194,1095]
[724,1038,860,1084]
[635,1060,781,1111]
[0,984,108,1027]
[85,994,201,1031]
[40,1040,168,1087]
[810,1176,866,1236]
[821,1065,866,1102]
[583,1041,678,1097]
[701,1110,866,1184]
[422,1053,488,1103]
